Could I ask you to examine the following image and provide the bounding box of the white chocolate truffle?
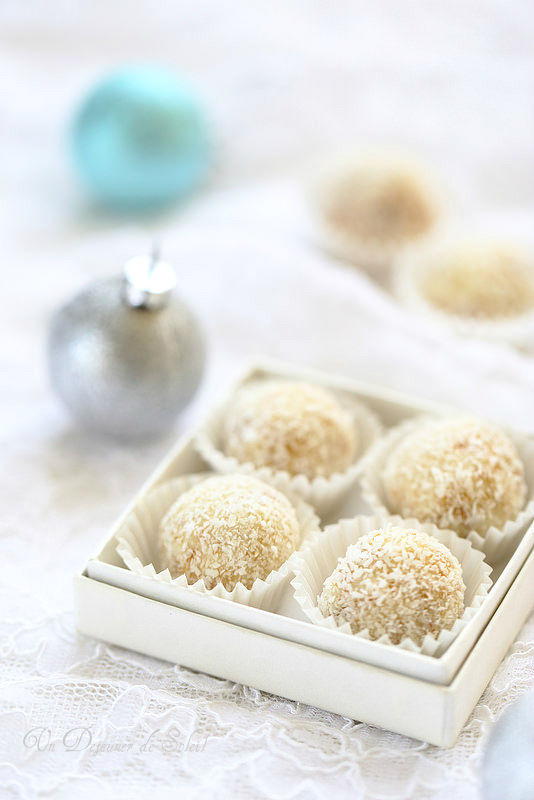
[318,526,465,645]
[223,381,358,479]
[159,475,300,590]
[319,159,437,244]
[422,242,534,319]
[384,418,527,537]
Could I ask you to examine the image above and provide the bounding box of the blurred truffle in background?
[395,234,534,347]
[308,149,444,275]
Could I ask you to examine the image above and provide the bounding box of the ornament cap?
[122,245,176,310]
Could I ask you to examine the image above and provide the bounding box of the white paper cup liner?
[115,473,321,611]
[194,383,382,517]
[307,150,447,274]
[291,513,492,657]
[393,235,534,349]
[360,416,534,565]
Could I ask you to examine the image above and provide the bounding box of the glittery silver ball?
[481,689,534,800]
[48,276,205,440]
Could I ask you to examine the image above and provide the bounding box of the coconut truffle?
[384,418,527,537]
[318,526,465,645]
[159,475,300,590]
[421,242,534,319]
[223,380,358,480]
[319,158,437,244]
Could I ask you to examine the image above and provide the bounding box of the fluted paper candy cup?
[291,513,492,657]
[116,473,321,611]
[360,417,534,566]
[194,383,382,517]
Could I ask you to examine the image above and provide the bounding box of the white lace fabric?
[2,1,534,796]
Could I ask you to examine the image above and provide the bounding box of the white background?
[2,1,534,798]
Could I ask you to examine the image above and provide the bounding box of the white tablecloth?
[2,2,534,798]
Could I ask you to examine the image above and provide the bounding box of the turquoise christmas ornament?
[71,66,212,210]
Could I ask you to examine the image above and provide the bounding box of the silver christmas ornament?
[481,688,534,800]
[48,247,205,440]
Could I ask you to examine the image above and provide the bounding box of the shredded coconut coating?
[384,418,527,537]
[159,475,300,590]
[322,163,436,242]
[223,380,358,479]
[422,242,534,319]
[318,527,465,645]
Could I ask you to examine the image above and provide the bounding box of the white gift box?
[75,359,534,747]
